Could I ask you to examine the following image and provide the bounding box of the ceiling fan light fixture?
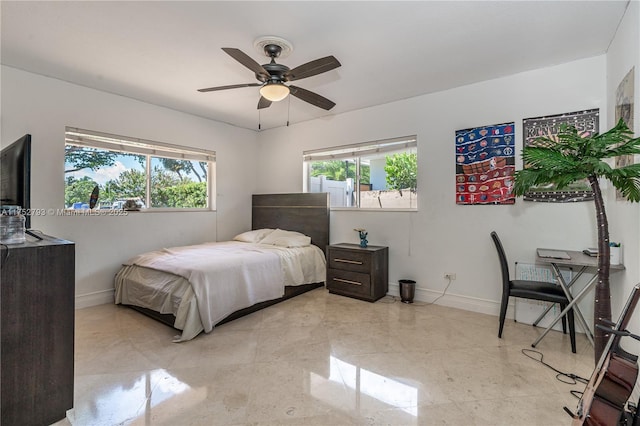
[260,82,290,102]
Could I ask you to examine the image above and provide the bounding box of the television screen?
[1,134,32,229]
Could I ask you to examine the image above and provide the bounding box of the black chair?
[491,231,576,353]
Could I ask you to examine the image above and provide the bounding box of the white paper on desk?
[537,249,571,260]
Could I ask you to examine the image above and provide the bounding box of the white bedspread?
[121,241,326,338]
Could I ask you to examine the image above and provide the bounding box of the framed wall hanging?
[455,122,515,205]
[522,109,599,202]
[615,68,635,200]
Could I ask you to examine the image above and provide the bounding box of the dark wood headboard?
[252,193,330,253]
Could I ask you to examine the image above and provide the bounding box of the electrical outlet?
[444,272,456,280]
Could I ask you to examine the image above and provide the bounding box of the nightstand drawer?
[326,243,388,302]
[327,269,371,297]
[328,248,371,273]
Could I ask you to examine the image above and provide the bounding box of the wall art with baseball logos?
[455,122,515,205]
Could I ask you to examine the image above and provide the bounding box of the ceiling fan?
[198,39,341,111]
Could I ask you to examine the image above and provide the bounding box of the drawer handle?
[334,258,363,265]
[333,278,362,286]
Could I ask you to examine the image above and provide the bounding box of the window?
[64,127,215,210]
[303,136,417,209]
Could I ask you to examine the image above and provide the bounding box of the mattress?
[115,241,326,341]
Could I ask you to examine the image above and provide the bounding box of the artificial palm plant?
[513,118,640,362]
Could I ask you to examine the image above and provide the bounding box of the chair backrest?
[490,231,511,295]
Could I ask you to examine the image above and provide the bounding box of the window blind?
[65,127,215,162]
[303,135,417,162]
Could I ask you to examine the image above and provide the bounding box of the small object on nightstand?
[326,243,388,302]
[354,228,368,248]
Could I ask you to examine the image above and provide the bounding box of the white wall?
[256,56,610,318]
[606,0,640,351]
[1,66,259,307]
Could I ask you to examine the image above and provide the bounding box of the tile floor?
[58,288,595,425]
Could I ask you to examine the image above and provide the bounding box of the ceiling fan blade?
[285,56,341,81]
[198,83,261,92]
[222,47,269,79]
[257,96,272,110]
[289,85,336,110]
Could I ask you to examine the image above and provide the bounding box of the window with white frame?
[303,136,417,209]
[64,127,215,210]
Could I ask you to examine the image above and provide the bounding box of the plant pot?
[399,279,416,304]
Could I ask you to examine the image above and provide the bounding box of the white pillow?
[232,228,275,243]
[258,228,311,247]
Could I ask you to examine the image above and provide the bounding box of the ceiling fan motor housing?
[258,62,290,83]
[256,44,291,83]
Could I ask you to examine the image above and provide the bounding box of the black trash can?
[399,279,416,304]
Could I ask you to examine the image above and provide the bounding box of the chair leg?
[567,308,576,354]
[560,303,567,335]
[498,294,509,338]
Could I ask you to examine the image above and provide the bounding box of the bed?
[114,193,330,342]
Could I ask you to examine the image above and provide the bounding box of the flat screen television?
[1,134,32,229]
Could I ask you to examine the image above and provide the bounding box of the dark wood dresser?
[1,235,75,426]
[326,243,388,302]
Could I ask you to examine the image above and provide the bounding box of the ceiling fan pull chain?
[287,96,291,127]
[258,109,261,130]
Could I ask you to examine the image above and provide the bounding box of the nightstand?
[326,243,389,302]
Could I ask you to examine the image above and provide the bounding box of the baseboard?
[387,282,567,332]
[388,282,499,316]
[75,289,114,309]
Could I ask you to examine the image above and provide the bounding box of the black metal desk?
[532,249,624,348]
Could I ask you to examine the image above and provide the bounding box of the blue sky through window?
[65,152,145,185]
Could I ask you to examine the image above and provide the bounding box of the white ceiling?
[1,1,630,132]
